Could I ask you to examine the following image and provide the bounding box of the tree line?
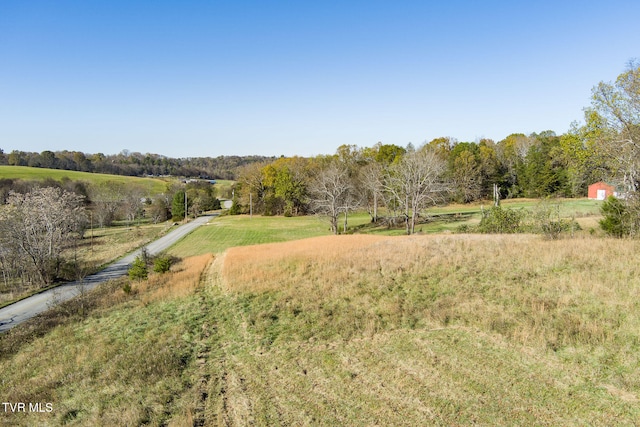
[230,131,606,234]
[231,61,640,235]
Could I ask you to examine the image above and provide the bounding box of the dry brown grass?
[3,232,640,425]
[194,233,640,424]
[220,233,640,349]
[138,254,213,303]
[75,223,172,269]
[221,235,390,292]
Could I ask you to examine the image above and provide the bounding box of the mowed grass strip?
[201,327,627,426]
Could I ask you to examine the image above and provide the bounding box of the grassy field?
[347,198,604,235]
[167,214,331,257]
[0,255,213,426]
[168,198,604,258]
[212,179,235,199]
[75,222,177,268]
[0,198,622,426]
[1,231,639,425]
[208,234,640,425]
[0,165,169,194]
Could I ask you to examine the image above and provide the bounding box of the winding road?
[0,214,215,333]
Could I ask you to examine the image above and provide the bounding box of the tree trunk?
[405,193,410,234]
[343,211,348,234]
[373,192,378,223]
[330,216,338,235]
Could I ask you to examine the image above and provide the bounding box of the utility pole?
[185,190,188,221]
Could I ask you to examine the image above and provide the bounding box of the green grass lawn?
[498,197,603,216]
[429,197,603,219]
[351,198,604,235]
[167,214,332,257]
[0,165,170,194]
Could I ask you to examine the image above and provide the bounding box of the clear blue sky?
[1,1,638,158]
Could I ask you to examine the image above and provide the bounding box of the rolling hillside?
[0,165,170,194]
[1,233,639,425]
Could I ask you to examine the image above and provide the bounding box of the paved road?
[0,214,215,333]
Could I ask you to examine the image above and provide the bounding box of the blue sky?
[1,1,638,158]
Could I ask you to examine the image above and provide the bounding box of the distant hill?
[0,165,170,195]
[0,149,276,180]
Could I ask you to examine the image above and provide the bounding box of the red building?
[588,182,615,200]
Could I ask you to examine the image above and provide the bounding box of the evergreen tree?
[128,256,148,281]
[171,190,186,221]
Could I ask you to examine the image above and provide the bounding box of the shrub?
[456,224,471,233]
[153,256,172,274]
[229,199,242,215]
[532,199,581,239]
[477,206,524,234]
[128,256,148,281]
[212,197,222,210]
[599,196,633,237]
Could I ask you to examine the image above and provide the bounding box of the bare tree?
[148,195,169,223]
[360,162,385,223]
[0,239,21,291]
[0,187,86,285]
[384,148,447,235]
[309,161,360,234]
[89,181,125,227]
[121,185,145,226]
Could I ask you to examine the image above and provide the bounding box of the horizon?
[1,1,638,158]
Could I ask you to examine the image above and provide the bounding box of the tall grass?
[220,234,640,350]
[206,233,640,424]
